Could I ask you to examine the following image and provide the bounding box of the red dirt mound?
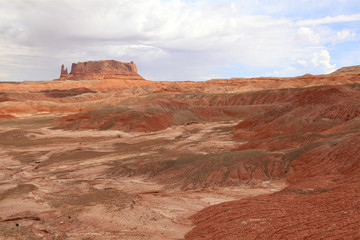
[186,133,360,240]
[234,85,360,148]
[185,84,360,239]
[57,107,174,132]
[112,151,288,189]
[330,65,360,75]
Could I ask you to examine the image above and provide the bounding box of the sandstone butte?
[0,60,359,240]
[58,60,142,81]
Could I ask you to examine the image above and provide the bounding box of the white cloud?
[297,60,307,66]
[311,50,336,73]
[296,27,321,44]
[266,49,336,77]
[335,29,356,43]
[0,0,357,81]
[296,14,360,26]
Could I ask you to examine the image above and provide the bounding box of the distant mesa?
[58,60,144,81]
[330,65,360,75]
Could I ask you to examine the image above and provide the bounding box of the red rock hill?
[330,65,360,75]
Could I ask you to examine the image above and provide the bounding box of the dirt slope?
[186,133,360,240]
[185,84,360,240]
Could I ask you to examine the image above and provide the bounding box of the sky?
[0,0,360,82]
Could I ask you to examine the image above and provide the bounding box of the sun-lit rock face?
[59,60,143,80]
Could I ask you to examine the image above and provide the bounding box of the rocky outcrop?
[60,64,69,79]
[330,65,360,75]
[58,60,143,80]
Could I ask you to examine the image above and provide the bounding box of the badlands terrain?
[0,61,359,239]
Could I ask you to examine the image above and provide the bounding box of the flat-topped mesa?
[58,60,144,80]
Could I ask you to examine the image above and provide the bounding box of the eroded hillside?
[0,62,359,239]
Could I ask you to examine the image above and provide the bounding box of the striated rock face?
[59,60,143,80]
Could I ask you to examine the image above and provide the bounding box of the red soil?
[185,84,360,239]
[0,114,16,119]
[115,150,288,189]
[186,133,360,240]
[57,108,174,132]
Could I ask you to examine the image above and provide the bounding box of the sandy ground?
[0,120,286,239]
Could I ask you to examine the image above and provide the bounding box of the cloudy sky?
[1,0,360,81]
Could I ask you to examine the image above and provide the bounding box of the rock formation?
[60,64,69,79]
[58,60,143,80]
[330,65,360,75]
